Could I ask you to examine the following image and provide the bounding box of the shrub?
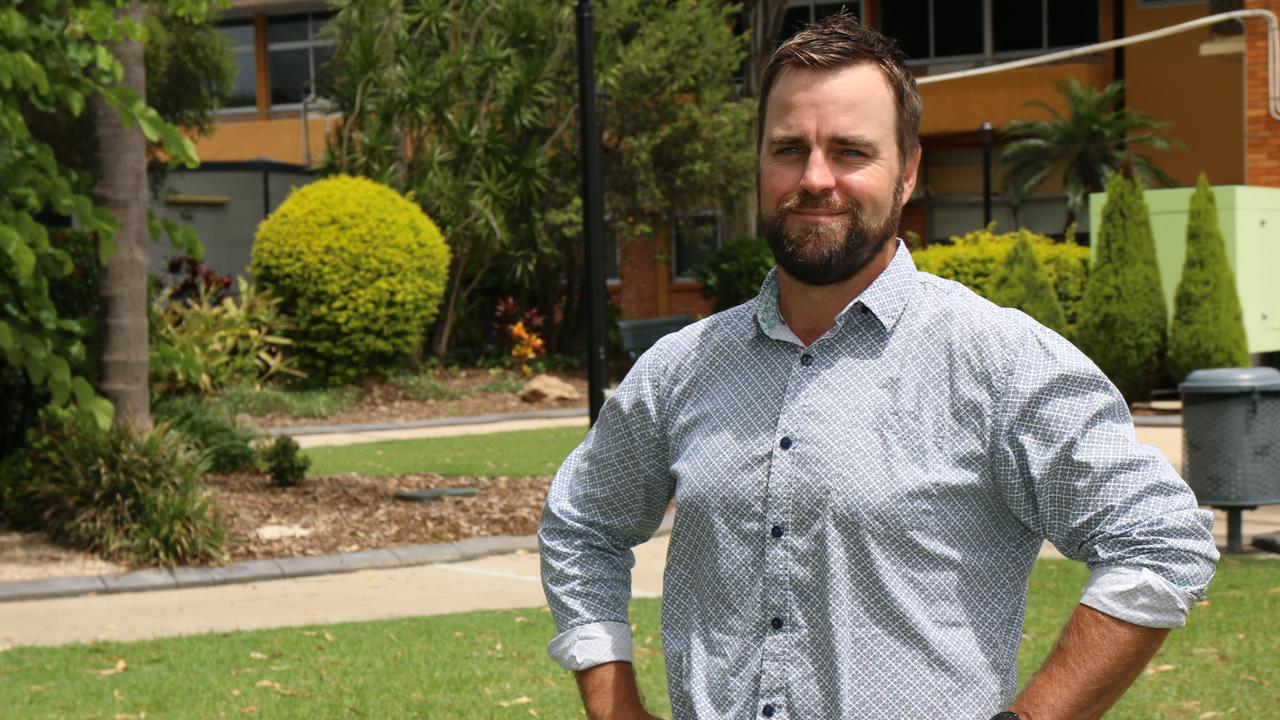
[162,255,232,306]
[263,435,309,487]
[1168,175,1250,382]
[151,277,301,397]
[153,398,258,473]
[692,235,775,312]
[251,175,451,385]
[989,235,1068,335]
[0,229,101,458]
[1,410,228,567]
[912,226,1090,341]
[207,383,358,419]
[1076,174,1168,403]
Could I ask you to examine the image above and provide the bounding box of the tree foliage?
[1168,174,1249,381]
[324,0,577,359]
[1000,80,1181,230]
[1075,174,1167,403]
[323,0,754,358]
[0,0,203,434]
[989,234,1068,336]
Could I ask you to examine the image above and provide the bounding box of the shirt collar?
[754,239,917,342]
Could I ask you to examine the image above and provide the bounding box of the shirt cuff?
[1080,564,1195,628]
[547,621,634,671]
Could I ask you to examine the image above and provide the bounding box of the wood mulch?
[206,472,552,563]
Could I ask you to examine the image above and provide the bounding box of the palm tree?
[91,1,152,428]
[999,79,1182,231]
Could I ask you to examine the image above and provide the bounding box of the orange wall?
[919,62,1112,138]
[194,114,333,166]
[1123,0,1244,185]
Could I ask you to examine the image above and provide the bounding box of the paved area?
[1,419,1277,651]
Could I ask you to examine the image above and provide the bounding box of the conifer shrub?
[1075,174,1168,403]
[251,175,451,385]
[989,235,1068,335]
[912,227,1089,340]
[0,410,229,567]
[263,435,309,487]
[1169,174,1250,381]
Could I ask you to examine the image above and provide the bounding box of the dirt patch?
[206,472,551,563]
[0,531,126,581]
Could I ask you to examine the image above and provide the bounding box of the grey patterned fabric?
[539,242,1218,719]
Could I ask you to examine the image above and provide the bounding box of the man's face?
[759,64,920,286]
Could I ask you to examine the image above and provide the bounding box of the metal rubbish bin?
[1180,367,1280,552]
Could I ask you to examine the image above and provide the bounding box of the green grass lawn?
[3,557,1275,719]
[305,426,588,477]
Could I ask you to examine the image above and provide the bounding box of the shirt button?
[799,353,813,366]
[770,617,783,630]
[770,525,784,538]
[779,436,793,450]
[762,704,776,717]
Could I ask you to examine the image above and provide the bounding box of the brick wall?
[616,237,715,319]
[1246,0,1280,187]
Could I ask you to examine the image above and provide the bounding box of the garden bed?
[206,472,551,562]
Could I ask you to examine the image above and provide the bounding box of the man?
[539,14,1218,720]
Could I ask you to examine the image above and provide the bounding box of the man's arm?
[1009,604,1169,720]
[576,662,661,720]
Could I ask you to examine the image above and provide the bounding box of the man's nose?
[800,152,836,194]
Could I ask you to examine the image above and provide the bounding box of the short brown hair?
[757,12,922,167]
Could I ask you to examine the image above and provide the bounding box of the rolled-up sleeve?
[538,342,676,670]
[990,323,1219,627]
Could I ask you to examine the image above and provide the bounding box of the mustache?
[778,192,860,214]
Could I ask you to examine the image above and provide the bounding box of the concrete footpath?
[0,415,1277,650]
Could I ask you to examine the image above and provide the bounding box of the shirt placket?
[755,341,819,719]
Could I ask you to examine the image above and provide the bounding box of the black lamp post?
[980,122,993,227]
[577,1,607,425]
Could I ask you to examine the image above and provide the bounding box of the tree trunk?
[430,245,469,360]
[92,2,151,429]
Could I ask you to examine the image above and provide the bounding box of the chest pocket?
[791,371,959,537]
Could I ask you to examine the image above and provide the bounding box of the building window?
[672,213,723,280]
[779,1,862,42]
[883,0,1099,63]
[218,20,256,109]
[267,12,335,106]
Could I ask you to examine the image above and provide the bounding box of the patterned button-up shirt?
[539,242,1218,720]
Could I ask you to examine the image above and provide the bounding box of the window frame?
[216,18,258,112]
[670,210,725,282]
[880,0,1102,67]
[265,11,336,110]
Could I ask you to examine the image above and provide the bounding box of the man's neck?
[777,239,898,346]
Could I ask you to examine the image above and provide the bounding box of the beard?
[761,177,904,287]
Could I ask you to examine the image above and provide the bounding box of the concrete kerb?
[264,408,589,437]
[0,511,677,604]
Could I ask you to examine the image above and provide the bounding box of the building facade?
[174,0,1277,320]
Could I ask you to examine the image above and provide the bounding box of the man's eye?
[776,146,803,156]
[840,149,865,159]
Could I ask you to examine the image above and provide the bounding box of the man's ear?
[899,147,922,208]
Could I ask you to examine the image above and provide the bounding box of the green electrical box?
[1088,185,1280,354]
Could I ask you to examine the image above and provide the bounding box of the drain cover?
[394,487,480,502]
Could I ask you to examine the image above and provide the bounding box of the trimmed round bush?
[912,226,1089,341]
[251,175,450,385]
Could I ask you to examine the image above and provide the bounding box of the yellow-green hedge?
[912,227,1090,341]
[251,175,450,385]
